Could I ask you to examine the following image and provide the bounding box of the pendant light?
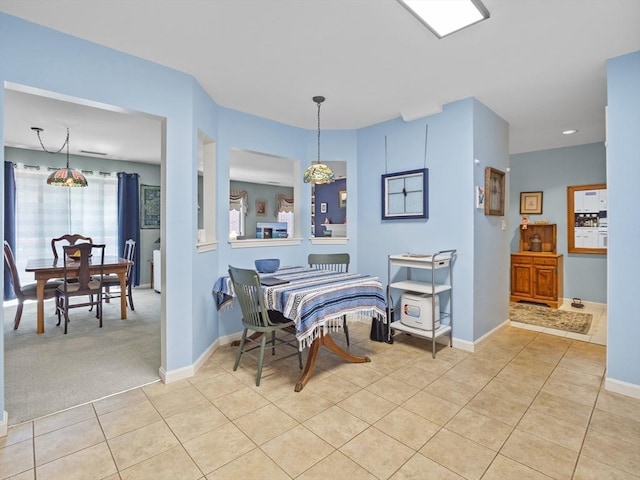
[303,96,335,185]
[32,127,88,187]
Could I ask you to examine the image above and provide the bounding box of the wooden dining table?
[25,256,132,334]
[214,266,387,391]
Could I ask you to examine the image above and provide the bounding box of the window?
[13,165,117,285]
[229,190,247,239]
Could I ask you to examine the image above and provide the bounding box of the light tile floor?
[2,322,639,480]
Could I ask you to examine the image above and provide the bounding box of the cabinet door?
[533,265,557,301]
[511,264,533,297]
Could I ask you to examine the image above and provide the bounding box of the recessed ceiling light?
[562,129,578,135]
[397,0,490,39]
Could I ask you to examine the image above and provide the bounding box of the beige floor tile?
[191,371,248,401]
[548,365,603,390]
[35,442,116,480]
[234,404,298,445]
[34,417,105,466]
[212,387,270,420]
[183,422,254,475]
[98,399,162,439]
[581,428,640,476]
[365,376,420,405]
[119,445,202,480]
[402,390,462,426]
[0,439,34,479]
[33,403,96,437]
[517,408,586,452]
[541,379,599,408]
[385,363,439,389]
[4,470,35,480]
[556,356,605,377]
[481,454,554,480]
[261,424,334,478]
[573,455,639,480]
[496,363,549,390]
[108,420,179,471]
[305,373,362,403]
[272,389,333,423]
[338,389,396,424]
[529,391,593,428]
[147,383,209,418]
[444,407,513,451]
[1,423,32,449]
[482,376,541,407]
[247,371,300,402]
[93,388,148,416]
[466,390,528,426]
[389,453,465,480]
[588,408,640,445]
[408,356,457,376]
[595,389,640,423]
[164,403,229,443]
[142,378,192,399]
[441,363,495,390]
[330,362,386,388]
[297,450,377,480]
[424,375,481,405]
[205,447,289,480]
[373,406,440,450]
[341,427,414,480]
[420,428,496,480]
[303,405,369,448]
[501,429,578,480]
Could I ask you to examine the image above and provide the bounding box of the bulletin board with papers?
[567,183,607,254]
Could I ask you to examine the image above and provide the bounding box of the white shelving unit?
[387,250,457,358]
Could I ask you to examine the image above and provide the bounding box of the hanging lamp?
[303,96,335,185]
[32,127,88,187]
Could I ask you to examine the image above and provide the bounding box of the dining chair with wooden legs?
[51,233,93,261]
[3,241,60,330]
[308,252,351,345]
[55,243,105,334]
[228,265,302,386]
[101,238,136,310]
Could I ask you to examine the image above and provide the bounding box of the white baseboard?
[605,376,640,399]
[0,410,7,437]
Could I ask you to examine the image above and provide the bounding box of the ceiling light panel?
[398,0,490,38]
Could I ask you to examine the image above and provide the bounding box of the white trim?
[230,238,302,248]
[605,376,640,399]
[309,237,348,245]
[160,337,220,384]
[0,410,7,438]
[197,241,218,253]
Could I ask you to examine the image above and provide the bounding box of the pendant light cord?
[424,124,429,168]
[34,128,69,155]
[317,99,321,165]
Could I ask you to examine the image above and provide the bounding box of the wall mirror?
[311,161,347,238]
[229,148,299,242]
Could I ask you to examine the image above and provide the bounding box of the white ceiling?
[1,0,639,167]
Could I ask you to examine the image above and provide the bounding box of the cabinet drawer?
[533,257,558,266]
[511,255,532,265]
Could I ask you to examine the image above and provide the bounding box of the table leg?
[118,271,128,319]
[295,334,370,392]
[36,279,46,334]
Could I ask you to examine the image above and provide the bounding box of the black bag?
[370,307,393,343]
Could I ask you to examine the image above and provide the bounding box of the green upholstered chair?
[228,265,302,386]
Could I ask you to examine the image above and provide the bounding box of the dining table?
[25,256,132,334]
[213,266,387,391]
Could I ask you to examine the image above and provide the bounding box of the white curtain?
[14,165,118,285]
[276,194,294,238]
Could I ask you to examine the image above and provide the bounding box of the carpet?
[3,288,161,426]
[509,302,593,334]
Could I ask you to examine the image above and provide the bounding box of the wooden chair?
[228,265,302,386]
[308,253,351,345]
[3,241,60,330]
[51,234,93,261]
[101,239,136,310]
[55,242,105,334]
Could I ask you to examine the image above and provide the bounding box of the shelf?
[387,255,451,269]
[390,320,452,340]
[389,281,451,295]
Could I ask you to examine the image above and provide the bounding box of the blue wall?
[509,143,607,303]
[315,178,347,234]
[606,51,640,390]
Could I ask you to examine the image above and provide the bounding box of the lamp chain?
[317,99,321,165]
[35,128,69,155]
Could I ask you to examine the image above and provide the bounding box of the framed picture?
[520,191,543,215]
[140,184,160,229]
[320,202,327,214]
[484,167,505,216]
[255,199,267,216]
[339,190,347,209]
[381,168,428,220]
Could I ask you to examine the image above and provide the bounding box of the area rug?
[509,302,593,334]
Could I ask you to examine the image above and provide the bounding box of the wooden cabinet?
[510,253,564,308]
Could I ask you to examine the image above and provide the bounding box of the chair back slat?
[52,234,93,260]
[228,265,274,329]
[3,241,23,293]
[308,253,350,273]
[61,243,105,293]
[122,239,136,278]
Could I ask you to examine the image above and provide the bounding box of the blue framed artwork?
[140,184,160,229]
[381,168,428,220]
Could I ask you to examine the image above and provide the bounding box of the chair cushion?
[21,282,59,299]
[57,280,101,294]
[266,309,293,324]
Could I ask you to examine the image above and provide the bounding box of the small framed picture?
[255,199,267,216]
[520,191,543,215]
[339,190,347,209]
[320,202,327,214]
[484,167,505,216]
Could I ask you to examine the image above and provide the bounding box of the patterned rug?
[509,302,593,334]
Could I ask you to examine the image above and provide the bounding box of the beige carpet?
[3,287,161,426]
[509,302,593,334]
